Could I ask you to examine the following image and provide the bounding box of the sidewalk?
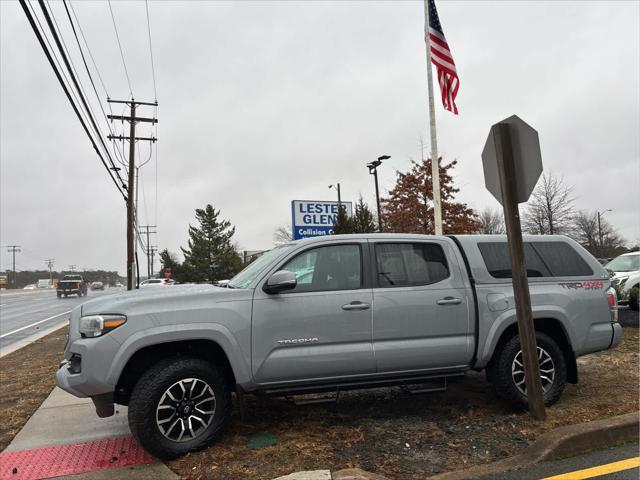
[0,388,177,480]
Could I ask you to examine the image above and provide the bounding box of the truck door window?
[375,243,449,287]
[280,244,362,293]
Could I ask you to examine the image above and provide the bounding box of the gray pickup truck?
[57,234,621,459]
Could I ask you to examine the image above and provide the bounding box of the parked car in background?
[91,282,105,291]
[37,279,51,288]
[139,278,175,287]
[23,284,37,290]
[57,234,620,459]
[606,252,640,311]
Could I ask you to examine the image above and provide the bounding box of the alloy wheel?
[155,378,216,442]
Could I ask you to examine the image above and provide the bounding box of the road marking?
[542,456,640,479]
[0,310,71,338]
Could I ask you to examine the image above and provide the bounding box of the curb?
[427,411,640,480]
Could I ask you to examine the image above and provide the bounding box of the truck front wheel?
[128,357,232,460]
[487,332,566,410]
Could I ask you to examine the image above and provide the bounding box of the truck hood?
[80,284,246,316]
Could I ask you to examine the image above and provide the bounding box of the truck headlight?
[79,315,126,338]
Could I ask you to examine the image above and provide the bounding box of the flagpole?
[424,0,443,235]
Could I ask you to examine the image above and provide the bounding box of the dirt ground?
[0,327,67,451]
[168,328,639,480]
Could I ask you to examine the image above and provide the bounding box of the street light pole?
[328,183,342,210]
[368,155,390,232]
[597,209,612,257]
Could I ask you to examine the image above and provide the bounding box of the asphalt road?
[0,287,120,355]
[487,442,639,479]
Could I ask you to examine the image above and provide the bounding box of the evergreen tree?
[381,158,481,234]
[159,249,186,282]
[352,196,377,233]
[331,205,355,234]
[180,204,243,282]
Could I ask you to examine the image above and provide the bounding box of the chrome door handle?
[342,302,371,311]
[436,297,462,306]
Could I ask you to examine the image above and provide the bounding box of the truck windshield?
[228,245,294,289]
[605,255,640,273]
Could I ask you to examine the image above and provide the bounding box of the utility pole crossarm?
[107,99,158,107]
[107,115,158,124]
[108,135,157,142]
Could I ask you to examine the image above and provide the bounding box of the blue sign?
[291,200,353,240]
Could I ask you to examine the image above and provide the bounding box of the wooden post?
[494,123,546,421]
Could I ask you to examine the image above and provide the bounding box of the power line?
[107,0,133,98]
[62,0,128,169]
[19,0,127,201]
[38,0,128,195]
[47,0,126,184]
[145,0,157,101]
[67,0,110,101]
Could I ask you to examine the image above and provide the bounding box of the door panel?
[372,241,473,373]
[252,289,374,383]
[251,243,375,384]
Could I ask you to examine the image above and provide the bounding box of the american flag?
[427,0,459,114]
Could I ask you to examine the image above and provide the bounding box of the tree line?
[160,157,635,284]
[1,270,123,289]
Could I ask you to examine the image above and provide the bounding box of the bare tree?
[572,210,627,258]
[273,225,292,245]
[478,208,505,234]
[522,173,575,235]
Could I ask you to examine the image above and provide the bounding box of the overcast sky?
[1,0,639,275]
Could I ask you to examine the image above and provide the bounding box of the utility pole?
[108,99,157,290]
[140,225,157,278]
[45,259,55,285]
[68,265,77,272]
[149,246,157,277]
[7,246,21,288]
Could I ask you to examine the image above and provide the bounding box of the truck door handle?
[436,297,462,306]
[342,301,371,311]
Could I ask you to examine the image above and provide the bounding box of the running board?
[400,377,447,395]
[263,372,464,398]
[287,388,342,406]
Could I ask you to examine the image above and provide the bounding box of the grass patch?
[0,328,67,451]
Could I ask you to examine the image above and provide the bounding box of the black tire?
[629,287,639,311]
[486,332,566,410]
[57,292,61,298]
[128,357,232,460]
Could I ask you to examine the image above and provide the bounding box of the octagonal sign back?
[481,115,543,205]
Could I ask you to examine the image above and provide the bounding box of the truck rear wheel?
[487,332,566,410]
[128,357,232,460]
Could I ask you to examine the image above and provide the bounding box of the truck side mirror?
[263,270,297,294]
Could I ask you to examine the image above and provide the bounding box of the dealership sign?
[291,200,353,240]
